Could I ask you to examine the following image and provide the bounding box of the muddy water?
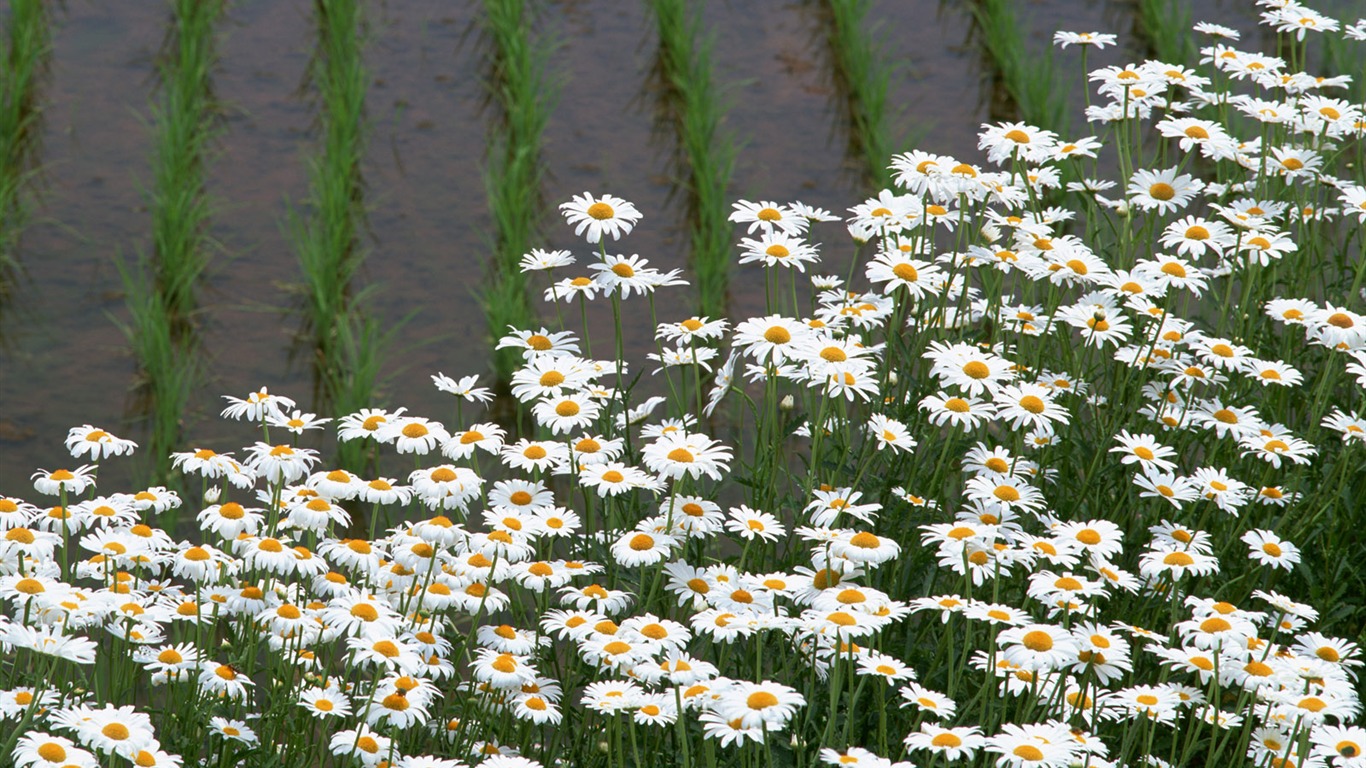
[0,0,1263,495]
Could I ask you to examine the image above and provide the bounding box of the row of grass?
[0,0,49,271]
[820,0,901,189]
[646,0,735,319]
[289,0,382,462]
[1136,0,1197,65]
[970,0,1069,134]
[116,0,222,485]
[480,0,551,384]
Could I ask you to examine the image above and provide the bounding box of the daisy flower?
[610,530,678,567]
[919,391,996,429]
[865,251,943,299]
[220,387,295,422]
[993,383,1069,432]
[730,200,805,235]
[12,733,94,768]
[431,372,493,403]
[867,414,915,453]
[531,393,602,435]
[243,443,319,486]
[904,723,984,761]
[724,506,784,542]
[1159,216,1234,258]
[1241,529,1300,570]
[714,681,805,730]
[496,327,581,358]
[899,682,957,719]
[641,432,732,481]
[266,409,330,435]
[336,406,407,443]
[738,232,820,271]
[519,248,574,272]
[560,192,641,243]
[30,466,97,497]
[732,315,811,363]
[1138,544,1220,580]
[1110,431,1179,473]
[208,717,258,745]
[1127,167,1203,213]
[501,440,568,474]
[924,341,1016,396]
[984,724,1078,768]
[578,462,659,497]
[64,425,137,460]
[978,122,1059,165]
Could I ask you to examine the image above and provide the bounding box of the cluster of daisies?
[7,2,1366,768]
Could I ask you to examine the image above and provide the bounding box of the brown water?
[0,0,1265,494]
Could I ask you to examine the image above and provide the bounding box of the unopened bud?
[204,486,222,504]
[779,395,795,411]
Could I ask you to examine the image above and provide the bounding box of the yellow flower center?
[666,448,694,463]
[848,532,880,549]
[1148,182,1176,200]
[764,326,791,344]
[747,691,780,709]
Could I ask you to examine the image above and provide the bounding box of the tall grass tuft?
[0,0,50,269]
[1136,0,1196,65]
[120,0,222,485]
[114,256,202,485]
[290,0,378,426]
[971,0,1069,133]
[480,0,551,383]
[149,0,221,333]
[646,0,735,319]
[820,0,899,188]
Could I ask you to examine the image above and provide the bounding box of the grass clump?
[119,0,222,484]
[290,0,379,426]
[971,0,1069,133]
[479,0,552,383]
[647,0,735,319]
[1136,0,1197,65]
[820,0,900,188]
[0,0,50,268]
